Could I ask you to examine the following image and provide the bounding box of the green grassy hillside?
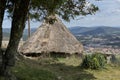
[0,55,120,80]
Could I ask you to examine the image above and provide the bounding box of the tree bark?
[0,0,7,75]
[28,14,31,38]
[1,0,30,79]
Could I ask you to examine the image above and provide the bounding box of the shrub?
[91,57,100,69]
[81,53,107,69]
[93,53,107,68]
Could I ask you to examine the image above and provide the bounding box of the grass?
[1,55,120,80]
[13,58,57,80]
[87,65,120,80]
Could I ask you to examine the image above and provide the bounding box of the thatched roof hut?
[19,16,83,55]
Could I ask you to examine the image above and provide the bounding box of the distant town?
[73,27,120,54]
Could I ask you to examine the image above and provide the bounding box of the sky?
[2,0,120,28]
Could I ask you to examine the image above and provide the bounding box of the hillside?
[1,55,120,80]
[69,26,120,48]
[69,26,120,35]
[3,26,120,40]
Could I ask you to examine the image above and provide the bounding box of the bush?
[81,53,107,69]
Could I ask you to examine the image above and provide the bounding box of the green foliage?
[91,57,100,69]
[93,53,107,68]
[30,0,98,21]
[30,0,67,20]
[81,53,107,69]
[5,0,98,22]
[0,77,4,80]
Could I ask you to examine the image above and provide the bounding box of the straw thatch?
[19,16,83,55]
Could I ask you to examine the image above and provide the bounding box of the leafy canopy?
[5,0,98,22]
[30,0,98,21]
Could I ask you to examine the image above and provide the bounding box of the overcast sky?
[3,0,120,28]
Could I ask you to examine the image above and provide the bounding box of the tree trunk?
[28,13,31,38]
[1,0,30,79]
[0,0,7,75]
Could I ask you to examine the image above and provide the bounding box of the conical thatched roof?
[19,16,83,55]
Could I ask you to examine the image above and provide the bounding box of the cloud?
[64,0,120,27]
[117,0,120,2]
